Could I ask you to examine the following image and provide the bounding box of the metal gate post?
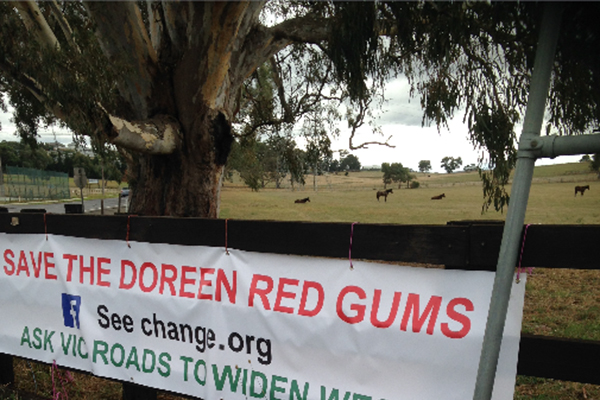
[473,4,562,399]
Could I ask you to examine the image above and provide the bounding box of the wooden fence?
[0,213,599,399]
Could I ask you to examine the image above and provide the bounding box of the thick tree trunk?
[128,152,225,217]
[127,110,233,218]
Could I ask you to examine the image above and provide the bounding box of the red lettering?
[197,268,215,300]
[16,251,29,277]
[30,251,43,278]
[63,254,77,282]
[139,262,158,293]
[400,294,442,335]
[248,274,273,309]
[160,264,177,295]
[441,298,474,339]
[337,285,366,324]
[215,269,236,304]
[79,256,94,285]
[370,289,402,328]
[274,278,299,314]
[298,280,324,317]
[119,260,137,289]
[3,249,15,275]
[179,266,196,298]
[97,257,111,287]
[44,252,57,280]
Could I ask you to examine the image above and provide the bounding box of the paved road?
[1,196,128,214]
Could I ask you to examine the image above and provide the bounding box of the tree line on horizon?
[0,140,126,184]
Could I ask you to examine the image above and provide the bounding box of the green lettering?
[212,364,241,392]
[180,356,193,382]
[321,386,337,400]
[250,370,267,398]
[142,349,156,373]
[43,330,55,352]
[291,380,309,400]
[157,353,171,378]
[20,326,31,348]
[78,337,88,359]
[270,374,286,400]
[92,340,109,364]
[353,395,371,400]
[110,343,125,367]
[194,359,207,386]
[60,332,73,355]
[125,346,140,371]
[32,327,42,349]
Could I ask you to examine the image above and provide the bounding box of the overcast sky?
[0,77,582,173]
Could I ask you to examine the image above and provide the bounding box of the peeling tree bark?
[107,114,180,155]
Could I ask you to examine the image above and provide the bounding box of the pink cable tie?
[349,222,357,269]
[517,224,533,283]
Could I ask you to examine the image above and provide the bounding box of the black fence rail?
[0,213,599,398]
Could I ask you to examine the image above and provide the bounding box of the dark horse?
[295,197,310,203]
[376,189,393,202]
[575,185,590,196]
[431,193,446,200]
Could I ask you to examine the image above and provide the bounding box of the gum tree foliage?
[441,156,463,174]
[381,162,409,188]
[1,2,599,216]
[418,160,432,173]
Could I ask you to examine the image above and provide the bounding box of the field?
[220,162,600,225]
[5,162,600,400]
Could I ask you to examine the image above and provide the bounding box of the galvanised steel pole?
[472,4,562,400]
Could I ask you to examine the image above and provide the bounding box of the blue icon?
[62,294,81,329]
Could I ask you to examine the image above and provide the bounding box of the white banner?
[0,233,526,399]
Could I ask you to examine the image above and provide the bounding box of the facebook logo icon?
[61,294,81,329]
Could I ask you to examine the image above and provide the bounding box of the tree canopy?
[441,156,463,174]
[1,2,599,216]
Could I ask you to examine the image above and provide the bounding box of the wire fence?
[3,166,70,201]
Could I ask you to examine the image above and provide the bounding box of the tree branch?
[14,1,60,49]
[47,0,80,53]
[347,97,395,150]
[105,112,180,155]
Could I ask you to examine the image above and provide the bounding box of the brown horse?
[575,185,590,196]
[295,197,310,203]
[376,189,393,202]
[431,193,446,200]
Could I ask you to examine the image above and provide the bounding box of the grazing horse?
[575,185,590,196]
[431,193,446,200]
[376,189,393,202]
[294,197,310,203]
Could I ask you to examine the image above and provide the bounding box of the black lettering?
[141,318,151,336]
[111,313,122,330]
[256,338,272,365]
[123,315,134,333]
[228,332,244,353]
[97,305,109,329]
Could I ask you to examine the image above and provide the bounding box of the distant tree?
[580,154,591,163]
[418,160,432,173]
[382,162,410,188]
[464,163,478,172]
[441,156,463,174]
[340,154,361,171]
[590,153,600,178]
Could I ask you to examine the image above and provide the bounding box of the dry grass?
[6,162,600,400]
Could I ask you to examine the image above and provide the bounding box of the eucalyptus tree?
[1,2,599,216]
